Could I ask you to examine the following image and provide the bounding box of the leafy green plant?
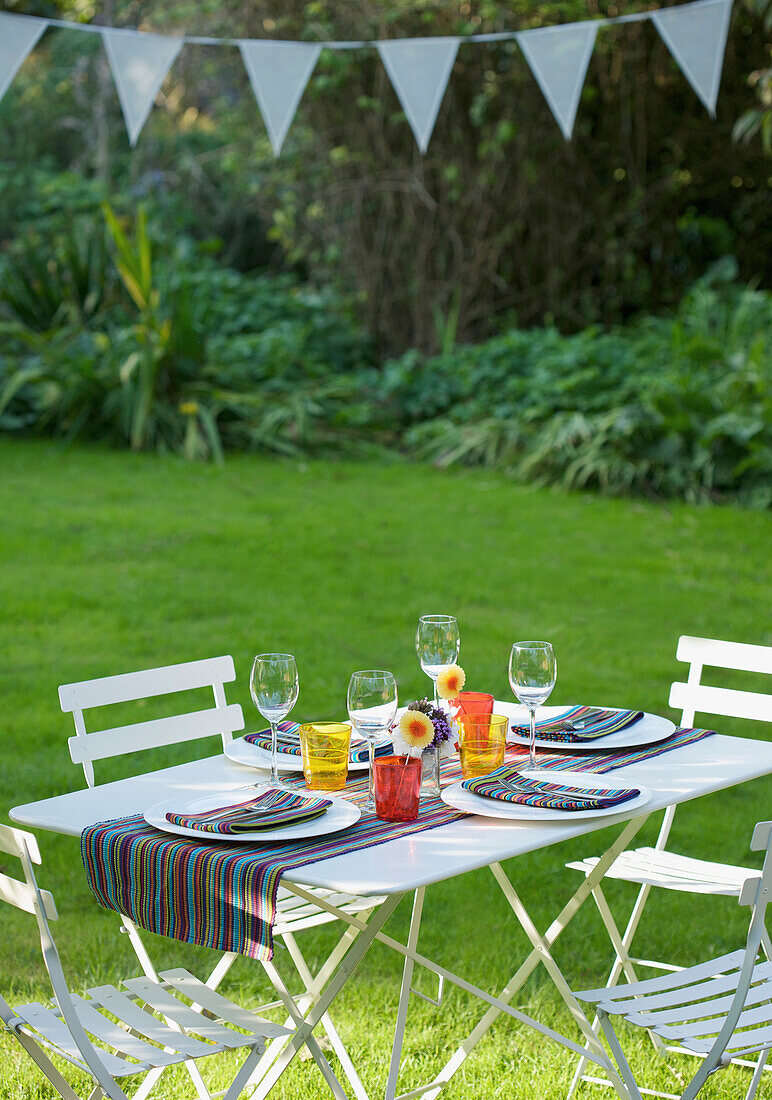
[383,262,772,507]
[0,215,121,331]
[0,206,376,461]
[101,203,222,459]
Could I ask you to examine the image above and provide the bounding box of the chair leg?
[118,915,159,982]
[9,1029,85,1100]
[597,1011,645,1100]
[204,951,239,993]
[744,1048,770,1100]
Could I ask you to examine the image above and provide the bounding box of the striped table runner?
[81,727,714,961]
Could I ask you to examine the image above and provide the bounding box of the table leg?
[385,887,426,1100]
[247,891,406,1100]
[247,917,369,1091]
[283,930,371,1100]
[421,813,651,1100]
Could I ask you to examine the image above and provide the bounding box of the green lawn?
[1,438,771,1099]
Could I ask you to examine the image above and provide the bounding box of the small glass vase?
[421,744,441,798]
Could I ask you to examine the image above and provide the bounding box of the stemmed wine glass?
[509,641,557,769]
[416,615,459,707]
[250,653,299,790]
[347,670,398,813]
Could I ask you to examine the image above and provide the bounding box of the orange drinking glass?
[453,692,494,717]
[457,713,507,779]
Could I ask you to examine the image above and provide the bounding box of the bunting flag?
[652,0,733,116]
[0,12,47,103]
[0,3,736,152]
[516,21,599,141]
[238,40,322,156]
[376,37,460,153]
[101,28,183,145]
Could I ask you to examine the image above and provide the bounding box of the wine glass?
[347,670,398,813]
[416,615,460,707]
[250,653,299,790]
[509,641,557,769]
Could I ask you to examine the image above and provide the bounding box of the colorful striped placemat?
[80,727,714,960]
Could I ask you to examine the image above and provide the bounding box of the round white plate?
[145,789,361,843]
[224,735,373,774]
[500,704,675,751]
[441,770,652,822]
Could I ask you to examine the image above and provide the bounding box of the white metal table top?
[11,730,772,897]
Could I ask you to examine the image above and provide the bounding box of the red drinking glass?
[373,756,422,822]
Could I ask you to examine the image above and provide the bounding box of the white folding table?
[11,727,772,1100]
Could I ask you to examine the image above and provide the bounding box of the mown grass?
[0,438,771,1099]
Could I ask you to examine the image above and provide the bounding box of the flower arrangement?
[392,697,457,760]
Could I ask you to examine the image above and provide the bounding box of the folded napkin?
[166,789,332,835]
[510,705,643,743]
[462,764,640,811]
[245,726,393,764]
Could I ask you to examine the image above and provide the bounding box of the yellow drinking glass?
[458,713,508,779]
[299,722,352,791]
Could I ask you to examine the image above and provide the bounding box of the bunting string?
[0,0,734,150]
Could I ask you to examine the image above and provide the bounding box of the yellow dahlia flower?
[397,709,434,751]
[436,664,466,700]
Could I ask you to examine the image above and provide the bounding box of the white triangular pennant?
[238,41,321,156]
[0,13,48,104]
[377,37,460,153]
[101,28,183,146]
[516,22,598,141]
[652,0,732,117]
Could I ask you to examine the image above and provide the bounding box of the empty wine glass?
[347,670,398,813]
[250,653,299,789]
[416,615,459,707]
[509,641,557,769]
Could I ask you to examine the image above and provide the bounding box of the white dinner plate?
[501,704,675,751]
[224,735,374,774]
[441,770,652,822]
[144,789,361,843]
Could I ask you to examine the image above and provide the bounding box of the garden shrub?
[381,260,772,507]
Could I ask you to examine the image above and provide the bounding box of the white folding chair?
[567,636,772,1093]
[0,821,293,1100]
[58,656,387,1099]
[574,819,772,1100]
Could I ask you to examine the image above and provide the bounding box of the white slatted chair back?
[669,636,772,728]
[567,639,772,1098]
[0,825,57,923]
[59,655,244,787]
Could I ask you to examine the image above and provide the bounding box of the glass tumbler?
[299,722,352,791]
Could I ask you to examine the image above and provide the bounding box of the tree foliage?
[0,0,770,353]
